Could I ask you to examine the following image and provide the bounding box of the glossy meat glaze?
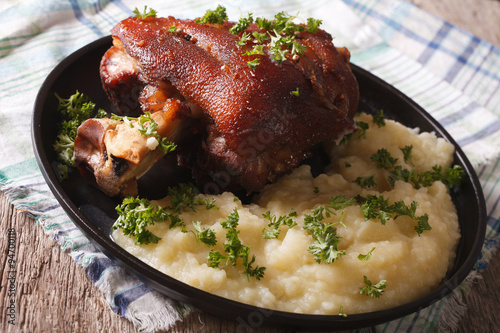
[77,14,359,196]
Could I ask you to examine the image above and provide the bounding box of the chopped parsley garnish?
[355,194,392,224]
[355,194,431,235]
[368,146,465,190]
[358,247,376,261]
[400,145,414,165]
[113,184,217,245]
[338,305,348,318]
[355,121,370,138]
[340,120,369,144]
[370,148,398,169]
[166,183,217,213]
[254,16,273,30]
[441,165,466,188]
[205,6,323,68]
[53,91,106,180]
[252,31,269,43]
[312,195,355,221]
[113,196,169,245]
[246,58,260,69]
[303,196,355,263]
[372,109,386,127]
[191,221,217,246]
[388,164,465,189]
[341,110,383,144]
[166,213,184,229]
[262,11,304,34]
[110,112,177,155]
[243,45,265,56]
[262,209,298,239]
[305,218,345,264]
[208,209,266,280]
[194,7,323,68]
[351,110,465,190]
[359,275,387,298]
[229,12,253,34]
[195,5,228,25]
[237,32,252,46]
[55,91,96,120]
[291,39,307,54]
[266,31,297,63]
[306,17,323,33]
[354,175,377,189]
[291,87,300,97]
[133,6,157,19]
[370,148,465,189]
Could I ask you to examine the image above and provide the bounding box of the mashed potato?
[112,113,460,315]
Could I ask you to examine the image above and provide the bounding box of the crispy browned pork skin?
[75,13,359,197]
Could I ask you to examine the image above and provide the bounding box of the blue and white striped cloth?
[1,0,499,331]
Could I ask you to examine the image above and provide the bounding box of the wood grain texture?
[1,0,499,332]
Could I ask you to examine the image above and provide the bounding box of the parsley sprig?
[208,209,266,280]
[195,5,228,25]
[197,6,322,68]
[303,196,355,263]
[166,183,217,213]
[133,6,157,19]
[338,305,348,318]
[355,194,431,235]
[371,148,398,169]
[190,221,217,246]
[359,275,387,298]
[372,109,386,127]
[369,148,465,189]
[113,184,217,245]
[113,196,169,245]
[339,121,369,144]
[358,247,376,261]
[354,175,377,189]
[388,164,465,189]
[339,110,383,145]
[261,209,298,239]
[53,91,107,180]
[229,12,253,34]
[248,11,320,66]
[254,11,322,34]
[400,145,414,165]
[305,219,345,264]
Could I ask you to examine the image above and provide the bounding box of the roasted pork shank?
[75,12,359,197]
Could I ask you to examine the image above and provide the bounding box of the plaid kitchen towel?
[1,0,499,332]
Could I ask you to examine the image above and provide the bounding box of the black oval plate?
[32,36,487,331]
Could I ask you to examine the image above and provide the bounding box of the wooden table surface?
[1,1,499,332]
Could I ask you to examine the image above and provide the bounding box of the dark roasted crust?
[91,15,359,194]
[100,45,144,116]
[109,17,357,152]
